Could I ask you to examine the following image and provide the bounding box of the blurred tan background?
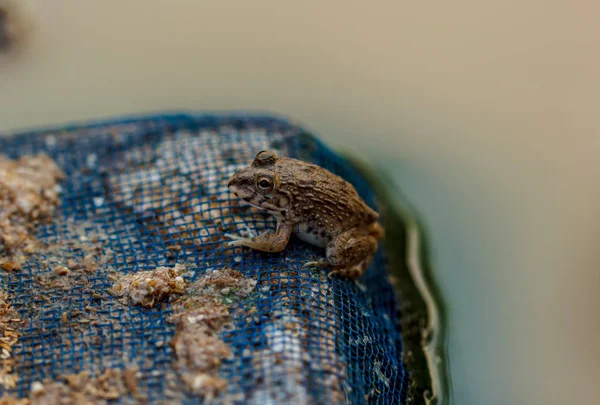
[1,1,599,404]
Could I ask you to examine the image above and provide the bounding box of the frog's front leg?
[225,222,293,253]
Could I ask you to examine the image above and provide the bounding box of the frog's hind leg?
[319,228,378,279]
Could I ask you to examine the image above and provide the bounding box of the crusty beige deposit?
[0,154,64,271]
[109,264,186,308]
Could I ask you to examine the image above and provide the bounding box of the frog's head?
[227,150,290,217]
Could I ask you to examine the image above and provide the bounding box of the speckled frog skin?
[226,150,384,279]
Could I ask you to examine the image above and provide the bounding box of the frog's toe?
[327,269,342,279]
[302,259,329,269]
[327,262,367,280]
[242,224,257,238]
[223,233,248,246]
[326,267,357,279]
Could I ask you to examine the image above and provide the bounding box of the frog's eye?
[256,176,274,193]
[252,150,278,166]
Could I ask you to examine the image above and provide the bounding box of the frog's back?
[276,157,378,238]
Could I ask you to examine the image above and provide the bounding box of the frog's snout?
[227,173,237,189]
[227,170,255,201]
[228,173,241,197]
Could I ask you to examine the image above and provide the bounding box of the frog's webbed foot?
[223,233,251,247]
[303,260,358,280]
[223,222,292,253]
[224,224,258,247]
[326,260,370,280]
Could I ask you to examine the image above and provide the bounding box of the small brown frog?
[226,150,384,279]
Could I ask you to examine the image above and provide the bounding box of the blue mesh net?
[0,114,409,404]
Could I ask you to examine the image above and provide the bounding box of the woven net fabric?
[0,114,408,404]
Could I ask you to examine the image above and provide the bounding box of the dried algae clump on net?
[0,154,62,392]
[168,267,256,401]
[109,264,186,308]
[0,290,21,390]
[3,368,144,405]
[0,395,28,405]
[108,264,259,402]
[0,154,64,271]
